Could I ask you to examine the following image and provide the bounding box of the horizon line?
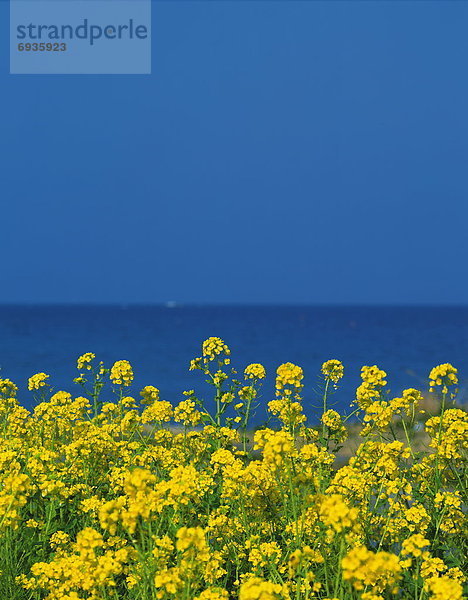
[1,302,468,309]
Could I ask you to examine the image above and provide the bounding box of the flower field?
[0,337,466,600]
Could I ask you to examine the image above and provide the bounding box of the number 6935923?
[18,42,67,52]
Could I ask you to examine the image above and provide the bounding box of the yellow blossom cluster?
[141,399,173,424]
[239,576,289,600]
[202,337,231,361]
[318,493,360,535]
[110,360,134,386]
[268,363,306,429]
[429,363,458,393]
[321,409,347,442]
[355,365,387,409]
[77,352,95,370]
[190,337,231,373]
[0,342,465,600]
[174,398,202,426]
[401,533,430,561]
[0,378,18,397]
[390,387,423,416]
[140,384,160,403]
[341,545,401,592]
[321,359,344,384]
[27,372,49,390]
[275,362,304,391]
[426,408,468,459]
[244,364,267,379]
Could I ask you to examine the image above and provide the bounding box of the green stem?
[333,536,345,598]
[321,379,330,445]
[401,418,415,458]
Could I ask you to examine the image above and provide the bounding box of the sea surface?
[1,305,467,424]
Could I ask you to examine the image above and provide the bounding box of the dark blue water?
[1,305,467,424]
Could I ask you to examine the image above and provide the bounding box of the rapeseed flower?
[27,372,49,390]
[0,345,465,600]
[110,360,134,386]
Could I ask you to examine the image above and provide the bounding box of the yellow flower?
[154,567,183,596]
[401,534,430,558]
[189,357,202,370]
[342,546,401,592]
[25,519,40,528]
[174,399,201,426]
[363,400,394,431]
[77,352,95,371]
[75,527,103,555]
[355,365,387,409]
[390,388,423,415]
[425,409,468,459]
[141,400,173,424]
[0,378,18,397]
[5,343,468,600]
[239,576,288,600]
[140,385,160,404]
[321,409,348,442]
[28,372,49,390]
[49,531,70,549]
[110,360,134,386]
[244,364,266,380]
[247,541,281,568]
[321,359,344,383]
[194,589,229,600]
[202,337,230,361]
[429,363,458,393]
[424,575,463,600]
[254,429,295,466]
[321,409,341,429]
[275,362,303,390]
[175,526,207,553]
[318,493,359,534]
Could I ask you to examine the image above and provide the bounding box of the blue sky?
[2,0,468,304]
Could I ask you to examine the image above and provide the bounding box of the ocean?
[1,305,467,424]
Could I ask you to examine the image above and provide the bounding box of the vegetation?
[0,337,466,599]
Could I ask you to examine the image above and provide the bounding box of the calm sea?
[1,305,467,424]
